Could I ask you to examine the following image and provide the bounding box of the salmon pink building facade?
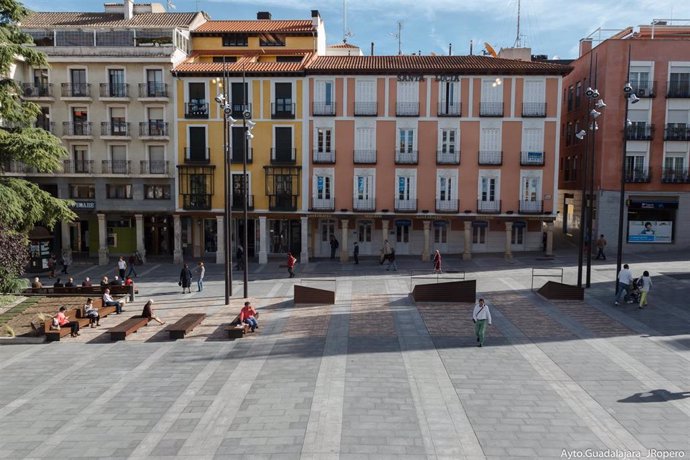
[304,55,570,261]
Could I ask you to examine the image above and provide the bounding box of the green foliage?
[0,0,76,232]
[0,228,30,293]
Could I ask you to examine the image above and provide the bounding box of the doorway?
[319,219,336,257]
[145,215,172,256]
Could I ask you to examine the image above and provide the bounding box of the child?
[638,271,652,309]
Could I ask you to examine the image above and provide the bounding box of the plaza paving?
[0,250,689,459]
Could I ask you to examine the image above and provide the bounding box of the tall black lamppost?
[241,64,254,299]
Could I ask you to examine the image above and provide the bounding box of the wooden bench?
[22,285,136,301]
[44,308,87,342]
[109,316,151,341]
[166,313,206,340]
[224,312,260,339]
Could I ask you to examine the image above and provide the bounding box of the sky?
[22,0,685,59]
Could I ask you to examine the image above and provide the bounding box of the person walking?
[126,253,138,278]
[433,250,442,274]
[353,242,359,265]
[47,254,56,278]
[386,248,398,271]
[595,234,607,260]
[638,270,653,309]
[472,298,493,347]
[236,244,244,270]
[381,240,392,265]
[329,235,339,260]
[61,249,71,274]
[194,261,205,292]
[615,264,634,306]
[179,263,193,294]
[287,252,297,278]
[117,256,127,280]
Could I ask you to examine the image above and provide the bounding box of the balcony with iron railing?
[519,200,543,214]
[354,101,377,116]
[138,82,168,98]
[477,200,501,214]
[231,194,255,211]
[99,83,129,98]
[182,194,211,210]
[313,102,336,116]
[394,198,417,212]
[395,150,418,165]
[626,123,653,141]
[624,168,651,183]
[437,150,460,165]
[522,102,547,117]
[353,197,376,212]
[353,149,377,164]
[436,199,459,213]
[2,161,40,174]
[140,160,170,175]
[183,147,210,164]
[661,168,690,183]
[268,194,298,211]
[666,79,690,98]
[437,102,461,117]
[632,80,655,98]
[396,102,419,117]
[478,150,503,165]
[313,150,335,164]
[231,103,252,119]
[185,102,209,119]
[230,148,253,164]
[139,121,168,137]
[102,160,131,174]
[311,197,335,211]
[35,120,55,134]
[479,102,503,117]
[62,121,92,136]
[101,121,130,137]
[61,83,91,98]
[271,102,295,119]
[271,148,297,164]
[63,159,94,174]
[664,124,690,141]
[520,151,545,166]
[21,83,53,98]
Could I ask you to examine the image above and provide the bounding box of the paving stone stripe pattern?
[0,257,689,459]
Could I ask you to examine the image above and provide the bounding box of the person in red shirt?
[124,276,134,286]
[55,306,80,337]
[287,252,297,278]
[238,301,258,332]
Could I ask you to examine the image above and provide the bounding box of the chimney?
[257,11,271,20]
[311,10,320,28]
[124,0,134,20]
[371,42,374,56]
[579,38,593,57]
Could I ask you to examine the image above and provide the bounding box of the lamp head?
[626,119,633,126]
[629,93,640,104]
[245,131,254,140]
[595,99,606,109]
[246,120,256,129]
[591,89,600,99]
[585,87,595,97]
[590,109,601,119]
[492,77,503,88]
[243,110,252,119]
[215,93,225,104]
[623,82,633,94]
[575,130,586,140]
[590,122,599,131]
[226,115,237,124]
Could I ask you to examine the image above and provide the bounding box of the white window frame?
[478,170,501,203]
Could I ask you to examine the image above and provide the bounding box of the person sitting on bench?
[141,299,165,325]
[110,276,124,286]
[65,277,75,288]
[82,277,92,287]
[103,288,124,314]
[55,306,80,337]
[239,301,258,332]
[100,276,109,288]
[31,277,42,289]
[53,278,64,288]
[84,298,100,327]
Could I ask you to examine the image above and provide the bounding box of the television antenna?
[513,0,525,47]
[342,0,353,42]
[390,20,403,55]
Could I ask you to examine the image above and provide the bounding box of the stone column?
[422,220,431,261]
[463,221,472,260]
[216,215,225,264]
[258,216,268,264]
[60,220,72,259]
[97,213,108,266]
[546,221,554,257]
[173,214,183,264]
[381,219,389,248]
[300,216,309,264]
[340,219,349,262]
[192,219,202,258]
[504,221,513,260]
[134,214,146,263]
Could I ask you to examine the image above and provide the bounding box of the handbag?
[50,317,60,330]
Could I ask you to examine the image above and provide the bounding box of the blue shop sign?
[395,219,412,226]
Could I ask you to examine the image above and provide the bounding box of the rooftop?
[193,20,315,34]
[20,11,203,29]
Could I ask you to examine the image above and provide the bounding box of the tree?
[0,0,76,232]
[0,227,30,292]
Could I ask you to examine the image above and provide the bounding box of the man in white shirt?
[472,298,493,347]
[103,288,124,314]
[615,264,634,306]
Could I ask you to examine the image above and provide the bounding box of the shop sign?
[628,220,673,244]
[471,221,488,228]
[70,200,95,210]
[432,220,448,227]
[397,75,424,82]
[630,200,678,210]
[395,219,412,226]
[435,75,460,82]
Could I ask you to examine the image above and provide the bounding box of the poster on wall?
[627,220,673,243]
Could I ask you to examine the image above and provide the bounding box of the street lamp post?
[241,66,252,299]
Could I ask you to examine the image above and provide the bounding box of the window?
[274,82,293,116]
[396,174,416,201]
[109,107,126,135]
[212,56,238,63]
[106,184,132,199]
[511,225,524,244]
[440,129,457,153]
[355,174,374,200]
[222,34,248,46]
[259,33,285,47]
[109,145,127,173]
[69,184,95,199]
[315,80,334,105]
[72,145,88,173]
[567,85,574,111]
[480,79,503,116]
[521,173,541,202]
[70,69,87,96]
[316,128,332,153]
[669,66,690,97]
[438,175,455,201]
[355,80,377,115]
[481,176,497,202]
[575,82,582,108]
[397,81,419,115]
[145,69,165,97]
[36,107,50,131]
[358,221,372,242]
[188,126,207,161]
[144,185,171,200]
[108,69,126,97]
[398,129,414,153]
[630,67,652,94]
[434,225,447,244]
[276,56,303,63]
[315,175,332,200]
[396,224,409,243]
[439,81,459,114]
[473,224,487,244]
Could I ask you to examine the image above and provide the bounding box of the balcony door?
[319,219,336,257]
[188,126,207,162]
[146,69,164,96]
[108,69,125,97]
[231,82,249,115]
[274,127,293,162]
[275,82,292,115]
[70,69,87,96]
[73,145,88,173]
[232,126,248,162]
[358,220,373,254]
[275,174,293,209]
[232,173,248,209]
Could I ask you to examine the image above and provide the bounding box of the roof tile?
[21,11,201,29]
[193,20,315,34]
